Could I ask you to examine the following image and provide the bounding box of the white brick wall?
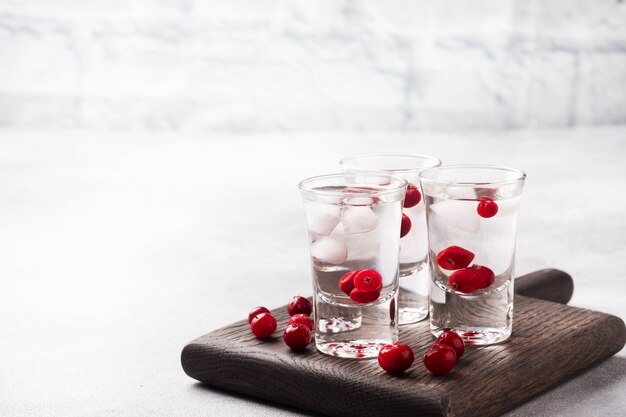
[0,0,625,130]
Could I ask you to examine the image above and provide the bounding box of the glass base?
[399,306,428,325]
[431,325,511,345]
[398,265,429,325]
[315,339,388,358]
[318,316,362,333]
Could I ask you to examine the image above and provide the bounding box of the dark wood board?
[181,269,625,417]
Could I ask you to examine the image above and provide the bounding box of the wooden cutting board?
[181,269,625,417]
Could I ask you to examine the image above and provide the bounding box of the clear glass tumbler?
[340,153,442,325]
[299,173,407,358]
[419,165,525,345]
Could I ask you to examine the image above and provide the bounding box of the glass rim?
[298,172,408,197]
[339,152,442,173]
[419,164,526,187]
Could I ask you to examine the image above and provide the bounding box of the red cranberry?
[403,183,422,208]
[435,330,465,359]
[477,196,498,218]
[250,312,277,339]
[436,246,475,270]
[283,323,311,350]
[400,213,411,238]
[349,288,380,303]
[287,296,312,316]
[248,306,270,324]
[288,314,313,330]
[423,344,457,375]
[378,343,415,374]
[339,271,357,295]
[471,265,495,289]
[448,268,481,293]
[353,269,383,293]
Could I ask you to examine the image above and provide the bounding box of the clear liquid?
[398,196,429,324]
[425,194,520,344]
[399,200,428,274]
[315,272,398,358]
[430,270,514,345]
[304,186,401,358]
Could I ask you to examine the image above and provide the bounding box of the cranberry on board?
[353,269,383,293]
[250,312,277,339]
[435,330,465,359]
[378,343,415,374]
[400,213,412,238]
[423,344,457,375]
[288,314,313,331]
[349,288,380,304]
[471,265,495,289]
[477,196,499,218]
[287,296,313,316]
[339,271,357,295]
[283,323,312,350]
[248,306,270,324]
[403,183,422,208]
[436,246,475,270]
[448,268,482,293]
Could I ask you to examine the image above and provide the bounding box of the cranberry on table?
[283,323,312,350]
[378,343,415,374]
[436,246,475,270]
[477,196,499,218]
[250,312,277,339]
[287,296,313,316]
[353,269,383,293]
[339,271,357,295]
[448,268,481,293]
[248,306,270,324]
[400,213,412,238]
[423,344,457,375]
[288,314,313,331]
[471,265,495,289]
[435,330,465,359]
[403,183,422,208]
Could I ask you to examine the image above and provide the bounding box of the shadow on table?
[505,355,626,416]
[190,382,322,417]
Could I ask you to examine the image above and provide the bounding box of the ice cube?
[487,196,520,218]
[342,196,375,206]
[341,206,379,234]
[453,187,478,200]
[305,202,342,236]
[311,237,348,265]
[345,233,379,262]
[429,199,480,233]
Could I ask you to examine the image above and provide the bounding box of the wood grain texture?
[181,270,625,417]
[513,268,574,305]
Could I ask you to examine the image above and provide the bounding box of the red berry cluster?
[399,182,421,238]
[423,330,465,375]
[436,246,495,294]
[248,296,313,351]
[377,330,466,376]
[339,269,383,303]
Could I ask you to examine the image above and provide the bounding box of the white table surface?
[1,127,625,416]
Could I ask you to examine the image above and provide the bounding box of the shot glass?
[419,165,525,345]
[340,153,442,325]
[299,173,407,358]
